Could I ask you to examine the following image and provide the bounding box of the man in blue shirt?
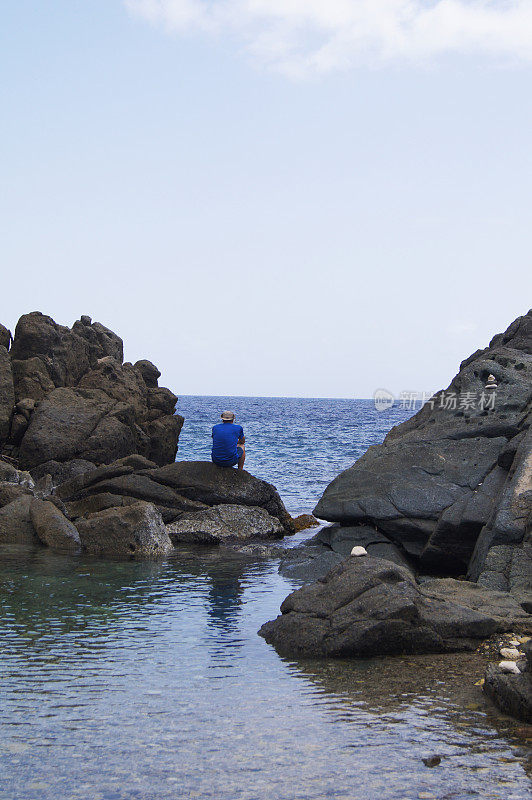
[211,411,246,470]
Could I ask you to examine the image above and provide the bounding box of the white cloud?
[125,0,532,76]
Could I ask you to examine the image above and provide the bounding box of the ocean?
[175,396,415,515]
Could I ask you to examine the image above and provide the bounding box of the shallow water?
[1,545,530,800]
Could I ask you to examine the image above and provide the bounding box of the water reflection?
[1,544,531,800]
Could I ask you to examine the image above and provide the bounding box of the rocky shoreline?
[1,309,531,722]
[261,310,532,722]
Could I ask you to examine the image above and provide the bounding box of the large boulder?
[147,461,294,532]
[314,310,532,580]
[0,345,14,445]
[166,504,285,544]
[0,495,39,544]
[0,323,11,351]
[3,312,182,471]
[30,498,81,552]
[75,501,174,558]
[259,557,528,658]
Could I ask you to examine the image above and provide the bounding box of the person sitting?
[211,411,246,470]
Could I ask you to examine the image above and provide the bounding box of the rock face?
[484,640,532,723]
[260,557,531,658]
[166,504,285,544]
[0,312,183,472]
[314,310,532,600]
[75,502,174,558]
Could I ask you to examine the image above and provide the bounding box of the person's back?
[211,411,246,469]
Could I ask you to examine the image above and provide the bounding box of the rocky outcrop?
[484,640,532,723]
[30,498,81,552]
[260,556,531,658]
[313,310,532,599]
[75,502,174,558]
[0,312,183,471]
[166,504,285,544]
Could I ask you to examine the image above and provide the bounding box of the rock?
[0,461,19,482]
[317,524,414,571]
[55,463,135,501]
[64,492,138,520]
[0,345,14,444]
[0,482,33,507]
[422,756,441,768]
[279,546,344,583]
[166,504,285,544]
[484,641,532,722]
[500,647,522,660]
[469,426,532,593]
[109,454,158,471]
[30,459,96,486]
[498,661,521,674]
[350,546,368,556]
[313,310,532,586]
[134,360,161,388]
[75,502,174,558]
[15,397,36,419]
[0,495,39,544]
[418,578,531,630]
[30,498,81,552]
[259,557,498,658]
[292,514,320,532]
[11,357,55,402]
[148,461,294,532]
[5,312,180,471]
[0,323,12,350]
[10,412,29,444]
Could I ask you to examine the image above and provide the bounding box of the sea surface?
[175,396,414,515]
[1,398,531,800]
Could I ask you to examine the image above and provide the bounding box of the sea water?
[1,398,530,800]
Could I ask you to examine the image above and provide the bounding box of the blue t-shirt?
[211,422,244,463]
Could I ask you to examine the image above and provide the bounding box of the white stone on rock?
[499,647,522,660]
[350,546,368,557]
[498,661,521,675]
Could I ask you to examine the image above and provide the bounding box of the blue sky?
[1,1,531,398]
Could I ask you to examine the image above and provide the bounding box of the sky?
[1,1,531,399]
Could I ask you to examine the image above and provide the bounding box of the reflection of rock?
[313,310,532,590]
[260,557,531,658]
[484,641,532,723]
[167,504,285,544]
[75,502,174,558]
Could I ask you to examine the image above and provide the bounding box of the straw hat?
[220,411,235,421]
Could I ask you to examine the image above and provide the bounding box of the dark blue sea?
[175,396,414,515]
[1,397,531,800]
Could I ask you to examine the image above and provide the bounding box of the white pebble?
[350,546,368,557]
[508,639,521,647]
[499,647,521,660]
[498,661,521,675]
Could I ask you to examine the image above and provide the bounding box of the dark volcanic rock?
[75,502,174,558]
[2,312,182,471]
[259,557,506,658]
[317,524,413,570]
[166,504,285,544]
[0,495,39,544]
[0,346,14,445]
[314,310,532,584]
[0,324,11,351]
[147,461,294,532]
[30,498,81,552]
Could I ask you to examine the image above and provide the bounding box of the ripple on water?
[0,544,530,800]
